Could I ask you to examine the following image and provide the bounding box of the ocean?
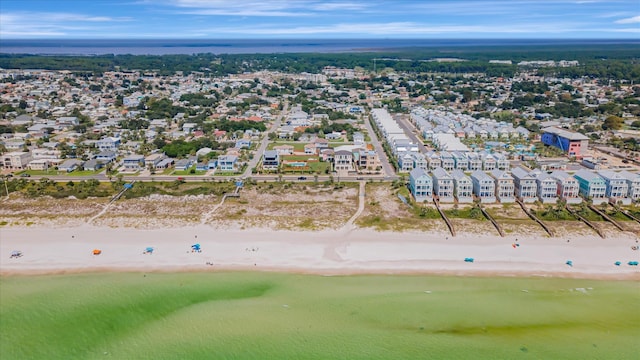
[0,39,637,56]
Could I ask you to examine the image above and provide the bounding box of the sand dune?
[1,225,639,279]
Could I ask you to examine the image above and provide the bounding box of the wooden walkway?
[479,205,505,237]
[515,199,554,237]
[433,198,456,237]
[566,205,605,238]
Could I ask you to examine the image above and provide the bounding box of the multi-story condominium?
[409,167,433,203]
[597,170,631,205]
[534,171,559,204]
[490,169,515,203]
[466,152,482,171]
[432,167,454,202]
[451,169,473,203]
[451,151,468,170]
[481,153,497,171]
[356,150,381,172]
[550,170,582,204]
[618,170,640,201]
[511,166,538,203]
[440,151,455,171]
[2,151,32,170]
[471,170,496,203]
[574,169,607,205]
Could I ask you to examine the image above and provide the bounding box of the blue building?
[409,168,433,203]
[573,169,607,205]
[540,127,589,158]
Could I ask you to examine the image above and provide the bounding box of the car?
[297,176,307,180]
[356,177,364,180]
[177,177,185,181]
[20,173,30,177]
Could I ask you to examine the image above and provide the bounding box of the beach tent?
[93,249,102,255]
[628,261,639,266]
[464,257,474,263]
[144,247,154,254]
[191,243,201,252]
[566,260,573,267]
[614,261,621,266]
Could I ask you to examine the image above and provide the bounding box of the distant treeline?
[1,44,638,80]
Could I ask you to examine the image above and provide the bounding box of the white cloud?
[0,12,132,38]
[615,15,640,24]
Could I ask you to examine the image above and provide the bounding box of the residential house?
[533,171,559,204]
[155,158,174,170]
[122,154,145,172]
[451,151,468,170]
[334,150,354,172]
[217,155,238,172]
[262,150,280,170]
[27,159,50,171]
[440,152,455,171]
[356,150,381,173]
[235,139,251,149]
[274,144,294,155]
[83,159,105,171]
[398,152,415,173]
[409,167,433,202]
[465,152,482,171]
[304,143,318,155]
[96,137,120,151]
[490,169,515,203]
[411,152,428,170]
[471,170,496,203]
[494,153,510,170]
[95,151,117,164]
[481,153,497,171]
[511,166,538,203]
[597,170,631,205]
[196,162,208,171]
[619,170,640,201]
[574,169,607,205]
[352,132,365,146]
[550,171,582,204]
[432,167,454,202]
[426,152,442,170]
[451,169,473,203]
[144,153,166,169]
[2,151,32,170]
[174,158,193,171]
[58,159,84,172]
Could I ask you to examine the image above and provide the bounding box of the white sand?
[1,225,639,279]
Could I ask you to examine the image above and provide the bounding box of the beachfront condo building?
[574,169,607,205]
[597,170,631,205]
[432,167,455,203]
[471,170,496,203]
[619,170,640,201]
[550,171,582,204]
[511,166,538,203]
[451,170,473,203]
[490,170,515,203]
[409,168,433,203]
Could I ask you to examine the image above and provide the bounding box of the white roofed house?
[397,152,415,173]
[432,167,454,202]
[452,151,468,170]
[2,151,32,170]
[511,166,538,203]
[96,137,120,152]
[550,170,582,204]
[426,151,442,170]
[440,151,454,171]
[409,167,433,203]
[334,150,354,173]
[490,169,515,203]
[493,153,510,170]
[532,170,559,204]
[411,152,428,171]
[618,170,640,202]
[471,170,496,203]
[481,153,497,171]
[451,169,473,203]
[573,169,607,205]
[597,170,631,205]
[465,152,482,171]
[122,154,145,172]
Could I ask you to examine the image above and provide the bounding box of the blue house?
[235,139,252,149]
[573,169,607,205]
[409,168,433,203]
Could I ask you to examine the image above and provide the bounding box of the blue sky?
[0,0,638,39]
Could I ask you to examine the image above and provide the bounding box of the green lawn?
[1,272,638,360]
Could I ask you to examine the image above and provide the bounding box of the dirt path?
[323,181,367,262]
[200,194,229,225]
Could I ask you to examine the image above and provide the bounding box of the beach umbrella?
[191,243,201,250]
[565,260,573,267]
[614,261,621,266]
[145,247,154,254]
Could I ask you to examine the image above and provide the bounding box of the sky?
[0,0,638,39]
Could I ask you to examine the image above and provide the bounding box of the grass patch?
[1,273,638,360]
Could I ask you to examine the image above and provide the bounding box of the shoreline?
[2,225,639,280]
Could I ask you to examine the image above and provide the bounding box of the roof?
[410,167,430,179]
[542,126,589,141]
[574,169,604,182]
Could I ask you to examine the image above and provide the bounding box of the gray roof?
[542,126,589,141]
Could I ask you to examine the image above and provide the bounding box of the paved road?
[15,173,391,183]
[394,114,429,154]
[242,101,288,178]
[362,112,397,178]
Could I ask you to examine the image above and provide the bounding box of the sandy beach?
[2,224,639,279]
